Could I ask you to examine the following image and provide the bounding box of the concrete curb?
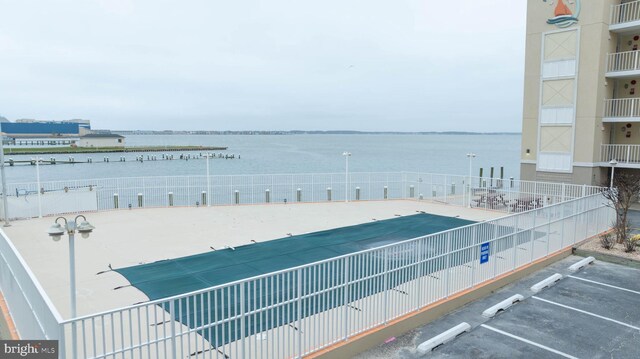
[572,248,640,270]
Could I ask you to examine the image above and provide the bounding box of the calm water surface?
[4,134,522,183]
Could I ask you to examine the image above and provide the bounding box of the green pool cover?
[115,213,476,347]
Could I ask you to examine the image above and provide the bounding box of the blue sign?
[480,242,490,264]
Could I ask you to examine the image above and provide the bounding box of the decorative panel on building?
[537,28,579,173]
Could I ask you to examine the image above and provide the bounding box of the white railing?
[601,144,640,164]
[603,98,640,119]
[56,193,612,359]
[611,0,640,26]
[0,172,603,219]
[0,229,63,341]
[606,51,640,73]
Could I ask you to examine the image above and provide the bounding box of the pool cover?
[115,213,475,346]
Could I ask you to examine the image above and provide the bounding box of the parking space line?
[567,275,640,295]
[531,296,640,331]
[480,324,578,359]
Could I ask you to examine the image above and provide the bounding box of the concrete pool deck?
[1,200,503,319]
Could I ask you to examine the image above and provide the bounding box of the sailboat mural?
[544,0,581,28]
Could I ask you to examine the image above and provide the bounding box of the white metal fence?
[611,0,640,26]
[1,172,602,219]
[53,192,611,359]
[0,229,63,341]
[0,173,611,359]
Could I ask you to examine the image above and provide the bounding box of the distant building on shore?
[78,133,125,148]
[1,119,92,137]
[0,118,126,148]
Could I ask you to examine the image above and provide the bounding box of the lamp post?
[48,215,95,359]
[205,153,211,207]
[0,132,9,226]
[32,157,43,218]
[466,153,476,208]
[609,159,618,188]
[343,152,351,202]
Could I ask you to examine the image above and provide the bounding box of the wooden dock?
[3,153,239,166]
[3,145,227,155]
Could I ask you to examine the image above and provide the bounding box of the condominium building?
[521,0,640,185]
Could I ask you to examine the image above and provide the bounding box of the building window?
[118,139,123,143]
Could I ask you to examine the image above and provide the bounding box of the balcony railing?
[601,144,640,164]
[603,98,640,120]
[611,0,640,27]
[606,50,640,74]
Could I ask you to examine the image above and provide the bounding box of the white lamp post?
[343,152,351,202]
[205,153,211,207]
[48,215,95,359]
[609,159,618,188]
[32,157,43,218]
[466,153,476,208]
[0,132,9,226]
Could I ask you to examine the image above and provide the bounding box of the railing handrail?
[60,191,605,324]
[0,229,64,323]
[601,143,640,148]
[5,171,599,191]
[611,0,640,25]
[604,98,640,103]
[607,49,639,57]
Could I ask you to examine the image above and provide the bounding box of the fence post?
[513,215,519,271]
[444,232,451,298]
[384,186,388,200]
[113,193,119,209]
[546,209,552,255]
[343,256,350,340]
[530,212,537,263]
[240,284,246,359]
[169,300,177,359]
[471,226,477,288]
[415,239,424,309]
[297,268,303,356]
[383,248,389,324]
[444,177,448,203]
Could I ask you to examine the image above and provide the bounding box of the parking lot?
[357,255,640,359]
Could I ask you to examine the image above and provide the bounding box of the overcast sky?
[0,0,526,132]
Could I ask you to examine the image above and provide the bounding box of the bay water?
[4,134,522,183]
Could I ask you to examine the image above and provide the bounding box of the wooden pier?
[3,153,240,166]
[3,145,227,155]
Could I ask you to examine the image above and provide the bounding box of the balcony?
[603,98,640,122]
[611,1,640,33]
[601,144,640,167]
[606,51,640,78]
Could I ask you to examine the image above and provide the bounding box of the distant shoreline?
[114,130,521,136]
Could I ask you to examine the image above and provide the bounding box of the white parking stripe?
[532,296,640,331]
[567,275,640,296]
[480,324,579,359]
